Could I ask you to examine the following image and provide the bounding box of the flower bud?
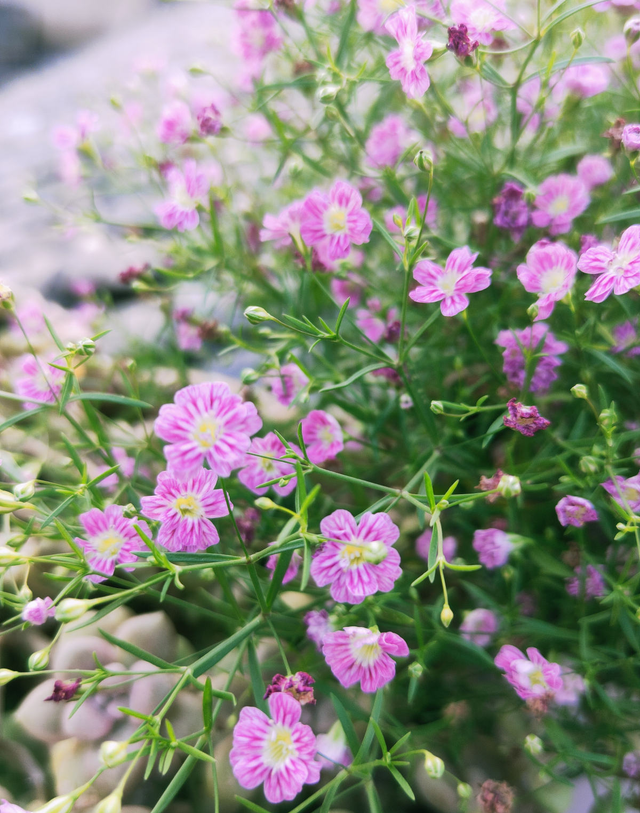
[598,408,616,430]
[430,400,444,414]
[570,383,588,400]
[524,734,543,755]
[56,598,90,622]
[0,489,36,513]
[28,648,50,671]
[624,15,640,42]
[121,503,138,519]
[67,338,95,357]
[400,393,413,410]
[457,783,472,799]
[254,497,278,510]
[18,584,33,601]
[13,480,36,500]
[36,796,75,813]
[423,751,445,778]
[526,301,539,320]
[316,84,340,104]
[96,792,122,813]
[241,368,260,384]
[413,149,434,173]
[579,455,599,474]
[392,213,404,230]
[23,189,40,204]
[497,474,521,498]
[100,740,129,768]
[244,306,275,324]
[0,546,25,565]
[363,540,388,565]
[570,27,584,49]
[0,283,14,309]
[440,604,454,628]
[408,661,424,679]
[0,668,19,685]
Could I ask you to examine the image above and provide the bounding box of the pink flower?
[602,472,640,512]
[270,363,310,407]
[192,95,223,136]
[410,246,492,317]
[140,468,229,552]
[494,645,563,701]
[531,174,590,235]
[493,182,529,241]
[311,510,402,604]
[460,608,498,647]
[97,447,140,493]
[357,0,402,33]
[260,201,306,249]
[301,410,344,464]
[300,181,372,261]
[385,7,433,99]
[577,225,640,302]
[154,381,262,477]
[503,399,551,436]
[566,564,605,599]
[623,751,640,779]
[355,299,399,343]
[155,160,209,232]
[576,154,613,190]
[448,80,498,137]
[230,692,320,804]
[555,669,585,706]
[472,528,513,569]
[416,529,457,561]
[266,545,302,584]
[385,194,438,235]
[365,115,415,168]
[622,123,640,151]
[495,324,567,393]
[322,626,409,692]
[15,355,65,409]
[447,24,478,57]
[238,433,298,497]
[75,505,149,583]
[449,0,515,45]
[516,241,577,320]
[612,320,640,356]
[330,274,366,308]
[22,597,56,625]
[304,609,333,650]
[0,802,28,813]
[560,64,610,98]
[157,100,191,145]
[232,4,282,61]
[264,672,315,705]
[316,721,352,770]
[555,495,598,527]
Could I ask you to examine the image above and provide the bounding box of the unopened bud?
[457,782,472,799]
[392,213,404,230]
[408,661,424,679]
[524,734,543,755]
[0,284,14,309]
[363,540,388,564]
[22,189,40,204]
[56,598,90,622]
[0,489,36,513]
[0,668,19,685]
[96,792,122,813]
[244,306,274,325]
[430,400,444,414]
[579,455,599,474]
[254,497,278,510]
[624,15,640,42]
[36,796,75,813]
[28,648,49,671]
[526,301,539,320]
[423,751,445,778]
[241,368,260,384]
[413,149,434,173]
[497,474,521,498]
[571,383,588,400]
[100,740,129,767]
[13,480,36,500]
[440,604,454,628]
[400,393,413,410]
[0,546,24,565]
[598,407,616,430]
[316,84,340,104]
[18,584,33,601]
[122,503,138,519]
[570,27,584,49]
[67,338,95,357]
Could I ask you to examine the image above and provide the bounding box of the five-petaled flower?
[238,433,299,497]
[75,505,150,583]
[311,509,402,604]
[494,645,563,701]
[300,410,344,464]
[300,181,372,261]
[410,246,492,316]
[503,399,550,436]
[555,495,598,527]
[155,159,209,232]
[516,240,577,320]
[385,7,433,99]
[322,626,409,692]
[140,468,230,552]
[577,225,640,302]
[531,174,590,235]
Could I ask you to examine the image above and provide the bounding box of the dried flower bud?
[28,648,50,671]
[56,598,90,622]
[244,306,275,324]
[440,604,454,628]
[423,751,445,778]
[478,779,514,813]
[571,383,588,400]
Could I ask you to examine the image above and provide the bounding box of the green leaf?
[235,798,270,813]
[388,765,415,801]
[0,406,47,433]
[356,688,384,763]
[320,363,389,393]
[478,60,511,89]
[151,735,207,813]
[372,217,402,255]
[203,678,213,732]
[266,549,294,608]
[423,471,436,512]
[330,693,360,759]
[68,393,152,408]
[335,0,356,68]
[191,616,262,678]
[247,639,268,712]
[40,493,78,529]
[587,349,633,385]
[99,628,177,670]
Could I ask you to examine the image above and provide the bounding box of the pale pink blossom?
[355,298,399,343]
[385,7,433,99]
[270,363,310,407]
[612,320,640,356]
[330,273,366,308]
[448,80,498,137]
[266,545,302,584]
[449,0,515,45]
[365,115,416,168]
[531,174,590,235]
[472,528,513,569]
[357,0,403,33]
[238,433,298,497]
[516,240,577,320]
[260,201,306,249]
[155,160,209,232]
[232,3,282,61]
[97,447,140,493]
[75,505,149,583]
[602,471,640,512]
[22,597,56,625]
[503,399,550,436]
[559,64,610,98]
[300,410,344,464]
[15,355,65,409]
[459,608,498,647]
[555,669,585,706]
[566,564,605,599]
[322,626,409,692]
[622,123,640,151]
[385,194,438,235]
[576,155,613,190]
[494,645,563,701]
[316,721,352,770]
[140,468,230,552]
[416,529,457,561]
[311,509,402,604]
[555,495,598,527]
[230,692,320,803]
[157,100,192,145]
[154,381,262,477]
[304,609,333,650]
[410,246,492,317]
[577,225,640,302]
[300,181,372,261]
[496,324,567,393]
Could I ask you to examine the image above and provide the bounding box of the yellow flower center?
[379,0,402,12]
[341,544,367,568]
[353,641,382,666]
[194,418,219,449]
[325,206,347,234]
[174,495,201,518]
[541,267,566,293]
[549,195,569,215]
[263,725,297,769]
[94,533,124,558]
